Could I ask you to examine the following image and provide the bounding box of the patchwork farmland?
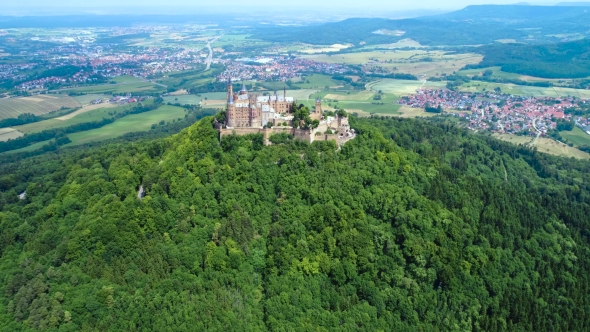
[0,95,81,120]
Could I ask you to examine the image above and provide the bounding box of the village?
[217,57,353,82]
[399,89,590,136]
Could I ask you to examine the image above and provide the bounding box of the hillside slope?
[470,39,590,78]
[0,117,589,330]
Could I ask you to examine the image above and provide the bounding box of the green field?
[110,75,143,83]
[61,81,165,95]
[70,94,112,105]
[65,105,187,146]
[1,139,54,155]
[561,126,590,146]
[457,66,524,79]
[0,95,81,120]
[367,79,446,95]
[14,103,138,133]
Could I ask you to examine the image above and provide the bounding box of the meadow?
[0,95,81,120]
[14,103,137,133]
[561,126,590,147]
[65,105,186,146]
[493,133,590,159]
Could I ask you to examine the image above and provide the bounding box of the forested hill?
[1,116,590,330]
[470,39,590,78]
[253,5,590,46]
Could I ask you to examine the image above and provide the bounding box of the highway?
[204,34,224,71]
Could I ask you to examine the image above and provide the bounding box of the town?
[399,88,590,136]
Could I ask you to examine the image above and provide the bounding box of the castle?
[218,79,354,145]
[225,79,322,128]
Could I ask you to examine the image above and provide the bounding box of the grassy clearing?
[65,105,187,146]
[493,133,590,159]
[0,95,81,120]
[561,126,590,147]
[14,103,138,133]
[1,139,53,155]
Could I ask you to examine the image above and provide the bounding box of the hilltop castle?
[225,79,322,128]
[217,79,354,145]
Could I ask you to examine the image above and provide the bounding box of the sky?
[2,0,578,16]
[4,0,563,11]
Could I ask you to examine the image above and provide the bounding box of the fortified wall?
[218,126,339,145]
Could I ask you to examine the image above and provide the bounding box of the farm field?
[457,66,524,79]
[0,128,24,142]
[70,94,112,105]
[60,81,165,95]
[367,79,446,95]
[459,82,590,98]
[0,95,81,120]
[14,103,138,133]
[561,126,590,147]
[306,90,401,114]
[301,51,483,76]
[65,105,186,146]
[493,133,590,159]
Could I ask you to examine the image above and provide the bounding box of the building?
[218,78,354,145]
[225,79,324,128]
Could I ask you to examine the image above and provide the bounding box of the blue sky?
[5,0,561,11]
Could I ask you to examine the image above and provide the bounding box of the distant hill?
[558,2,590,6]
[254,5,590,46]
[469,39,590,78]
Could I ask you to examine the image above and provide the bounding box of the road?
[204,34,224,71]
[531,117,542,145]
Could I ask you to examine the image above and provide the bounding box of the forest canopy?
[0,116,589,331]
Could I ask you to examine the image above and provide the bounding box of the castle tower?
[226,93,237,128]
[250,104,261,127]
[315,97,322,115]
[227,78,233,101]
[240,83,248,96]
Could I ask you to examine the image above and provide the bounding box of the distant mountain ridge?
[254,4,590,46]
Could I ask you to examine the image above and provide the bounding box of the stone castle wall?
[219,127,315,145]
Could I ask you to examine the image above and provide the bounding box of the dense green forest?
[469,39,590,78]
[0,115,589,331]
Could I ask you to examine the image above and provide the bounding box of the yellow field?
[493,133,590,159]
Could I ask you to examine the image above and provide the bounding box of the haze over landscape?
[1,1,590,331]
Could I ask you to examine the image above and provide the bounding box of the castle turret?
[240,83,248,96]
[315,97,322,115]
[226,92,237,128]
[227,78,233,100]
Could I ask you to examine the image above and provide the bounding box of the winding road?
[203,34,224,71]
[531,117,542,145]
